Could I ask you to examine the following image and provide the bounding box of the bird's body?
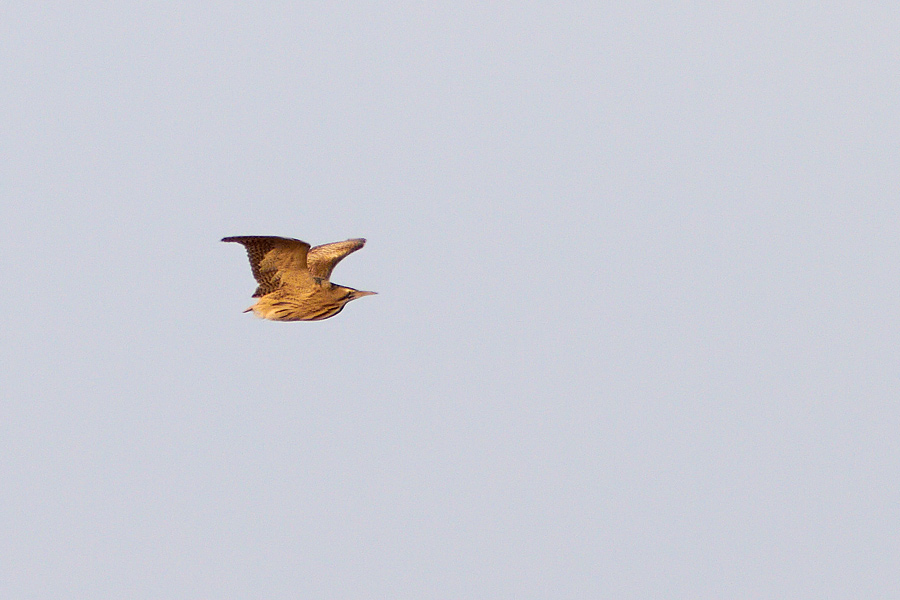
[222,235,375,321]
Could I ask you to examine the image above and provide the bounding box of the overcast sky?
[2,3,898,598]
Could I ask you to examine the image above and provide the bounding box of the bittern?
[222,235,376,321]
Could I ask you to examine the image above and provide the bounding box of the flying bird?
[222,235,376,321]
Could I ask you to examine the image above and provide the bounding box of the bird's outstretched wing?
[307,238,367,280]
[222,236,314,297]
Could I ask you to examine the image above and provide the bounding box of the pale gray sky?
[2,3,898,598]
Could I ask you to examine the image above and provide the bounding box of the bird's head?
[333,285,377,304]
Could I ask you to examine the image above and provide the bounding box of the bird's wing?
[307,238,367,280]
[222,236,314,297]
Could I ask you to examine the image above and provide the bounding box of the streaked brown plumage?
[222,235,376,321]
